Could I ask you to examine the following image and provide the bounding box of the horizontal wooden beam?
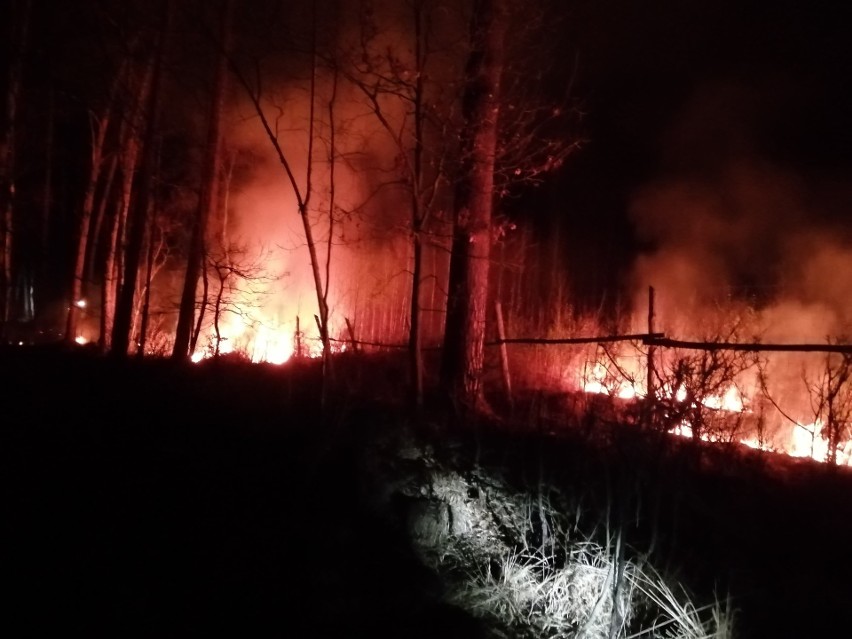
[643,337,852,354]
[487,333,664,346]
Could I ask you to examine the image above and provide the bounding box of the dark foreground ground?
[4,345,852,638]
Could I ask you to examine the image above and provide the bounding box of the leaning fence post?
[495,302,514,409]
[647,286,656,415]
[345,317,359,353]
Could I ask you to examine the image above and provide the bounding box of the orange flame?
[578,349,851,466]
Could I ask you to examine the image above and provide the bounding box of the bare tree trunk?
[304,8,332,375]
[441,0,508,409]
[173,0,233,360]
[38,86,54,324]
[66,114,108,343]
[212,268,227,357]
[136,204,155,357]
[86,154,118,282]
[232,3,332,370]
[137,153,168,359]
[129,174,160,354]
[192,151,233,355]
[101,108,145,351]
[347,0,436,406]
[0,0,31,337]
[190,243,208,354]
[408,0,427,409]
[111,0,171,357]
[100,197,122,352]
[66,54,132,344]
[322,64,338,385]
[100,54,154,352]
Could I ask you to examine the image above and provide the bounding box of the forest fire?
[187,304,351,365]
[190,318,307,364]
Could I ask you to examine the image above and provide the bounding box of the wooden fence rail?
[485,334,852,354]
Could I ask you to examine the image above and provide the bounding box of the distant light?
[75,336,87,345]
[18,341,24,346]
[191,352,204,363]
[74,299,87,309]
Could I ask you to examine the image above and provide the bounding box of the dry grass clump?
[402,463,734,639]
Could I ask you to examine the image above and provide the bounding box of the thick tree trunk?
[440,0,508,409]
[173,0,233,361]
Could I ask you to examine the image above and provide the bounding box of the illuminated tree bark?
[172,0,233,361]
[0,0,31,337]
[441,0,508,409]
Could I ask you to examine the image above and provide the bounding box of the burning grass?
[497,305,852,468]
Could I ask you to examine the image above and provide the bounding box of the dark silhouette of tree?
[341,0,454,408]
[198,243,282,360]
[0,0,31,338]
[111,0,172,357]
[65,55,134,345]
[173,0,234,361]
[230,1,336,382]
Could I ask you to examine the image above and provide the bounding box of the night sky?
[543,0,852,311]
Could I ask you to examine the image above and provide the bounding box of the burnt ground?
[3,345,852,638]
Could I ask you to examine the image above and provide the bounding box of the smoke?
[622,77,852,431]
[627,78,852,342]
